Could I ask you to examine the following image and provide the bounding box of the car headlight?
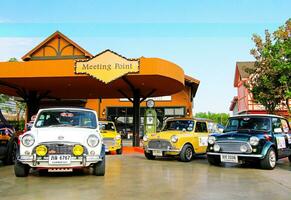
[171,135,178,143]
[213,144,220,152]
[21,134,35,147]
[208,136,216,145]
[240,144,248,152]
[87,135,99,147]
[73,144,84,156]
[115,135,121,140]
[143,135,148,142]
[35,145,47,156]
[249,136,259,146]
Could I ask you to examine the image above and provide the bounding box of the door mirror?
[274,128,282,133]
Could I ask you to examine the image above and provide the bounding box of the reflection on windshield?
[35,110,97,129]
[224,117,270,132]
[163,120,194,132]
[99,122,115,131]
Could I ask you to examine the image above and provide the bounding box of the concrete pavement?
[1,154,291,200]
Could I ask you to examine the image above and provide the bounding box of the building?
[230,62,290,117]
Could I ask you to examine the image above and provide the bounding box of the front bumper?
[207,152,264,162]
[18,154,103,168]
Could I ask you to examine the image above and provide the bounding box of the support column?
[132,89,140,147]
[25,91,41,121]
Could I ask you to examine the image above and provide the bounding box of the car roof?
[230,114,286,119]
[38,107,95,112]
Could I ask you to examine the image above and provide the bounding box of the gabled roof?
[234,61,254,87]
[22,31,93,61]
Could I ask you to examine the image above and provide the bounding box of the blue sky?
[0,0,290,113]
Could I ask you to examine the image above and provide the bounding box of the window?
[272,118,282,133]
[281,119,290,133]
[195,122,208,133]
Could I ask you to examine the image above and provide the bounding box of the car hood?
[148,130,185,140]
[215,130,263,142]
[101,130,117,138]
[32,127,98,144]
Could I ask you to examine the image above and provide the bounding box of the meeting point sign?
[75,49,139,84]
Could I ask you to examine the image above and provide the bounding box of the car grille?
[103,138,115,147]
[34,143,87,155]
[216,141,252,153]
[148,140,172,150]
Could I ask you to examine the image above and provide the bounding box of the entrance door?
[194,121,209,153]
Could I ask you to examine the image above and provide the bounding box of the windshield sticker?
[243,118,250,121]
[276,137,286,149]
[60,112,74,117]
[199,137,208,146]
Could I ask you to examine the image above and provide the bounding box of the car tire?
[14,161,30,177]
[144,151,155,160]
[207,155,221,166]
[93,156,105,176]
[116,148,122,155]
[179,144,194,162]
[260,147,276,170]
[4,140,18,165]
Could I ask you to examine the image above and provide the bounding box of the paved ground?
[1,154,291,200]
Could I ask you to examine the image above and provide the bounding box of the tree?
[195,112,230,126]
[246,19,291,115]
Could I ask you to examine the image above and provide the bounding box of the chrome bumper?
[18,153,102,167]
[145,147,180,152]
[207,152,263,158]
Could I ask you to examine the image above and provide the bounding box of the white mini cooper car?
[15,107,105,177]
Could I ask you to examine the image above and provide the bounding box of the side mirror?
[274,128,282,133]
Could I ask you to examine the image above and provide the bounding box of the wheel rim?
[269,150,276,168]
[185,147,193,160]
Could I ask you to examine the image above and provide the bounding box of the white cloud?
[0,37,42,61]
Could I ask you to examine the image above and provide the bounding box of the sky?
[0,0,290,114]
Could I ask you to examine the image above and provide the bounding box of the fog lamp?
[73,145,84,156]
[240,144,248,153]
[36,145,47,156]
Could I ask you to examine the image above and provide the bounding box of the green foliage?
[195,112,230,126]
[246,19,291,114]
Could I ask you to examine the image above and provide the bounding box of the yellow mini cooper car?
[99,121,122,154]
[143,118,211,162]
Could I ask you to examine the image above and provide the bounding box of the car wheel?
[4,140,18,165]
[92,156,105,176]
[144,151,155,160]
[116,148,122,155]
[207,155,221,166]
[260,147,276,170]
[179,144,193,162]
[14,162,30,177]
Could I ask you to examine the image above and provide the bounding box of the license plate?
[220,154,238,163]
[49,155,71,165]
[152,150,163,156]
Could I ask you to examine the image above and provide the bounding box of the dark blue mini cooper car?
[207,114,291,169]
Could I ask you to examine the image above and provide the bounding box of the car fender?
[261,141,276,159]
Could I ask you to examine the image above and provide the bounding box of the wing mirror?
[274,128,282,133]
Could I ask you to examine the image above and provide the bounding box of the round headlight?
[87,135,99,147]
[250,136,259,146]
[208,136,216,145]
[73,144,84,156]
[171,135,178,143]
[21,134,35,147]
[213,144,220,152]
[240,144,248,152]
[36,145,47,156]
[115,135,121,140]
[143,135,148,142]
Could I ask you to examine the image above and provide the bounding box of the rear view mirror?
[274,128,282,133]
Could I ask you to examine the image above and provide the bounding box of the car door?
[272,117,289,158]
[280,118,291,156]
[194,121,209,153]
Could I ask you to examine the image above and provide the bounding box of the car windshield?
[99,122,115,131]
[163,120,194,132]
[224,117,270,132]
[35,110,97,129]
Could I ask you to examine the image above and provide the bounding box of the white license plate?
[152,150,163,156]
[49,155,71,165]
[220,154,238,163]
